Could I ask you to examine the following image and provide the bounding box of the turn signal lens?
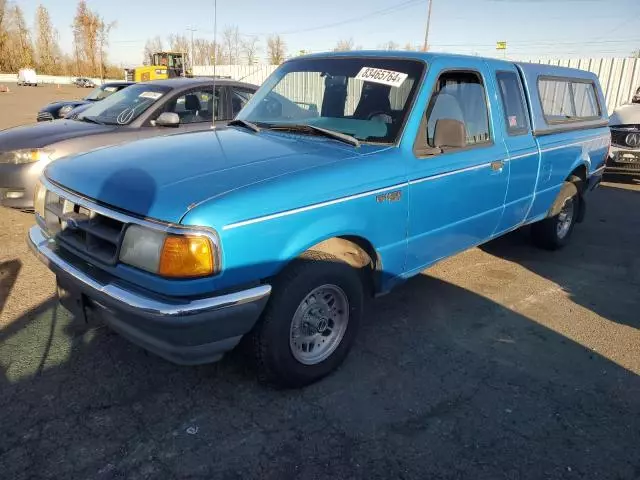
[34,181,46,219]
[159,235,214,278]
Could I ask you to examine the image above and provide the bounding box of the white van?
[17,68,38,86]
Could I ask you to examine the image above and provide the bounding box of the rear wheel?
[531,181,579,250]
[251,251,364,388]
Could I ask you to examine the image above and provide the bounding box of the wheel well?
[567,164,587,222]
[307,236,380,295]
[568,165,587,193]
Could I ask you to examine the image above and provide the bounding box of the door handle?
[490,160,505,171]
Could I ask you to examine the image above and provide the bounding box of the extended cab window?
[496,71,529,135]
[538,77,600,122]
[423,71,491,149]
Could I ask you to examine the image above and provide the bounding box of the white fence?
[0,73,120,85]
[196,58,640,115]
[193,65,276,86]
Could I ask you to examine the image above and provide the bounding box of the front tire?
[531,181,579,250]
[251,251,364,388]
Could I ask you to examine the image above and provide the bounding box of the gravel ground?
[0,83,84,129]
[1,87,639,480]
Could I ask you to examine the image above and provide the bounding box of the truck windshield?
[77,84,171,125]
[84,84,120,101]
[237,57,425,144]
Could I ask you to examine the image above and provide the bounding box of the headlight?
[119,225,216,278]
[34,180,46,218]
[58,105,74,117]
[0,149,52,164]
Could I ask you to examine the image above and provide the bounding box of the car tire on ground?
[531,181,579,250]
[251,251,364,388]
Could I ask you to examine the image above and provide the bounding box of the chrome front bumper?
[28,225,272,364]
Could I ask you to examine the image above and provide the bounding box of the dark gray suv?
[0,77,258,209]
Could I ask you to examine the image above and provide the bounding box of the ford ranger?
[28,52,610,387]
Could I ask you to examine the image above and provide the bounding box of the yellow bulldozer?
[124,52,191,82]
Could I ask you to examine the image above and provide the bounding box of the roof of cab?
[138,77,255,89]
[295,50,487,63]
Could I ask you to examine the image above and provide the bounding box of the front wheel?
[531,181,579,250]
[251,251,364,388]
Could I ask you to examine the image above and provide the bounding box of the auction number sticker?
[139,91,163,100]
[355,67,408,87]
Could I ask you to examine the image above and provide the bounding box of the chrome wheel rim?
[289,284,349,365]
[556,197,575,239]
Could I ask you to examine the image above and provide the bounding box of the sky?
[16,0,640,67]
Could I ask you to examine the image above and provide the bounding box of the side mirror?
[155,112,180,127]
[433,118,466,149]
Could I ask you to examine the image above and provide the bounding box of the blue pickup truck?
[28,52,610,387]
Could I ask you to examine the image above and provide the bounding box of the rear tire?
[251,251,364,388]
[531,181,579,250]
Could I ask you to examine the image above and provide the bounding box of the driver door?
[406,59,510,273]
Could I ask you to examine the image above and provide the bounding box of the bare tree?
[143,36,163,65]
[222,26,241,64]
[0,1,36,72]
[34,5,61,74]
[72,1,112,77]
[168,33,189,59]
[97,17,115,81]
[267,34,286,65]
[242,36,260,65]
[378,41,399,51]
[333,38,354,52]
[0,0,11,71]
[191,38,222,66]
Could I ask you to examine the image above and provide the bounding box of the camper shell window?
[537,76,601,124]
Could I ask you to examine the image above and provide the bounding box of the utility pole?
[212,0,218,129]
[423,0,433,51]
[187,27,197,72]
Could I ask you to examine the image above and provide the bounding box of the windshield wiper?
[79,116,105,125]
[228,119,260,133]
[266,123,360,147]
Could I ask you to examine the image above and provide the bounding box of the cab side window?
[496,71,529,135]
[422,71,491,151]
[165,87,221,124]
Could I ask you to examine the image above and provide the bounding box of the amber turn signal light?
[158,235,214,278]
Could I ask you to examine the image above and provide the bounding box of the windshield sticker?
[104,86,117,92]
[139,91,163,100]
[355,67,408,87]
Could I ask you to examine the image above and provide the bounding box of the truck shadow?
[0,259,22,315]
[0,260,639,479]
[481,182,639,331]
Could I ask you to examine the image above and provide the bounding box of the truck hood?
[45,128,381,223]
[0,119,116,150]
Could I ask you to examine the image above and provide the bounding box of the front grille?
[43,191,126,265]
[37,111,54,122]
[610,126,640,147]
[610,160,640,171]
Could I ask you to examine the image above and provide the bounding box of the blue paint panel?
[45,128,374,223]
[486,60,541,233]
[405,56,509,272]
